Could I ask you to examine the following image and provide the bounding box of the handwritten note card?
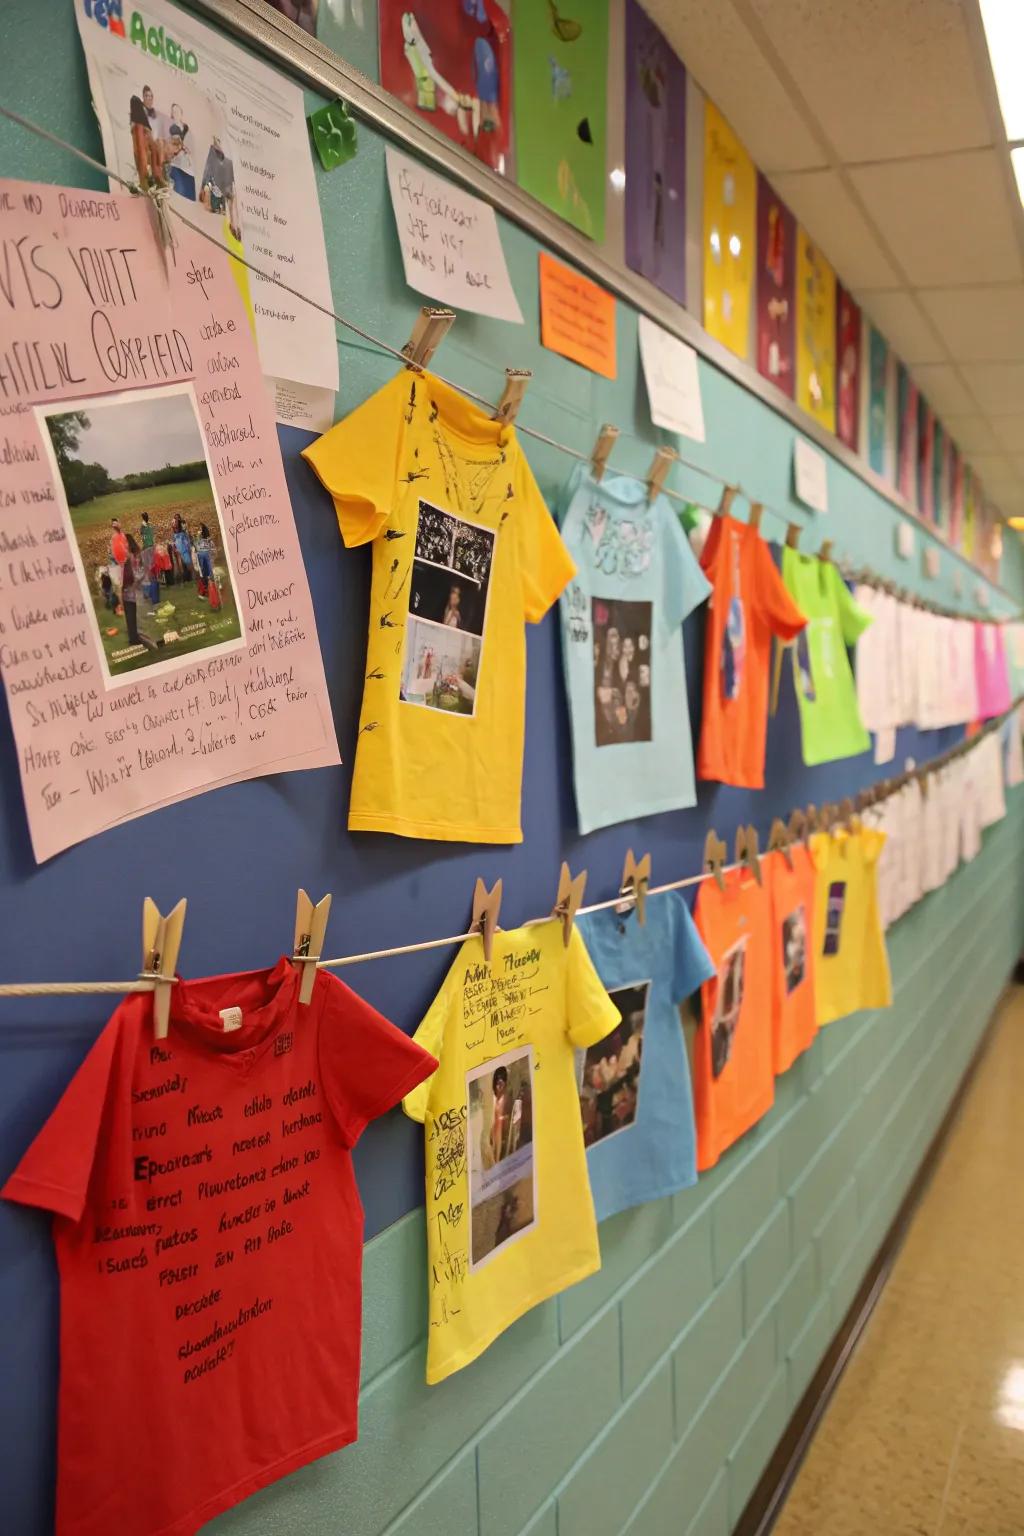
[793,437,829,514]
[385,147,523,324]
[638,315,706,441]
[0,179,339,862]
[538,252,617,380]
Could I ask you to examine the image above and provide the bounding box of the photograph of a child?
[782,904,807,995]
[592,597,653,747]
[711,937,747,1080]
[823,881,847,957]
[38,386,243,687]
[576,981,648,1146]
[401,501,495,716]
[467,1047,536,1269]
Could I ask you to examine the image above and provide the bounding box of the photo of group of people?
[466,1047,535,1268]
[781,903,808,995]
[711,937,747,1079]
[592,597,653,746]
[39,387,242,685]
[823,881,847,957]
[576,981,648,1146]
[401,502,495,716]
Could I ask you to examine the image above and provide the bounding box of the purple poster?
[624,0,686,305]
[756,174,796,397]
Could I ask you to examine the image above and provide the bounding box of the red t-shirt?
[2,958,436,1536]
[697,516,806,788]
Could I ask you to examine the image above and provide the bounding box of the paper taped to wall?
[638,315,706,441]
[0,179,340,862]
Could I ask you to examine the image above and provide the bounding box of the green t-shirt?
[781,549,872,765]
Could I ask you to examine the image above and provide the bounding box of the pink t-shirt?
[974,623,1011,719]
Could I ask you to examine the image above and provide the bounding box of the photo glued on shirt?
[575,980,649,1146]
[782,903,808,994]
[592,598,653,746]
[401,499,495,717]
[466,1045,536,1270]
[711,936,747,1079]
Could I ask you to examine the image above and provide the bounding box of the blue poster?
[867,325,889,479]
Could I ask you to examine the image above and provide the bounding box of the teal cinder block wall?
[208,799,1024,1536]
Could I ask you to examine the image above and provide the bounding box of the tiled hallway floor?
[773,983,1024,1536]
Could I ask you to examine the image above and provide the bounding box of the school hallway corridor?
[773,982,1024,1536]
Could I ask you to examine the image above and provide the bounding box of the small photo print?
[467,1046,536,1270]
[576,980,649,1146]
[823,881,847,957]
[401,501,495,716]
[794,629,816,701]
[782,904,807,995]
[711,937,747,1080]
[592,597,652,747]
[37,387,243,688]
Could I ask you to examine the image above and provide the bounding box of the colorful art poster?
[866,325,891,479]
[796,232,836,431]
[933,420,948,533]
[513,0,608,241]
[963,468,978,559]
[0,180,339,862]
[703,103,756,360]
[623,0,686,305]
[755,174,795,397]
[896,364,919,504]
[950,447,966,548]
[264,0,318,34]
[379,0,511,176]
[835,285,861,452]
[917,396,935,522]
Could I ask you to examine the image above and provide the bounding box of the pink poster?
[835,285,861,452]
[0,180,339,862]
[755,174,795,397]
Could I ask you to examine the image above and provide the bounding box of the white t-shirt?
[855,586,902,732]
[977,732,1007,828]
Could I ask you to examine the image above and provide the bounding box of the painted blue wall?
[0,3,1021,1533]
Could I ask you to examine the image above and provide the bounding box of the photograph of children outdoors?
[577,981,648,1145]
[39,386,243,686]
[466,1047,536,1269]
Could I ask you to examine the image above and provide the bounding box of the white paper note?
[637,316,706,441]
[896,522,915,560]
[793,438,829,513]
[385,147,523,323]
[923,546,940,579]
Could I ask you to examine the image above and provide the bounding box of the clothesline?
[0,710,1014,1001]
[0,101,1015,624]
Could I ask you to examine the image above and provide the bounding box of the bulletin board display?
[0,3,1022,1533]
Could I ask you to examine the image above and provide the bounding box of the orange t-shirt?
[697,517,807,788]
[693,867,775,1171]
[766,845,818,1074]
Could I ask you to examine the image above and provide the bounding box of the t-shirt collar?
[419,370,512,450]
[169,955,300,1056]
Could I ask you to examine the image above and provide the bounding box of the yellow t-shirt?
[811,828,892,1026]
[302,371,575,842]
[403,921,619,1384]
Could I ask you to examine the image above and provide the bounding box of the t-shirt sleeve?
[318,976,437,1148]
[860,827,887,867]
[662,505,712,632]
[669,893,716,1003]
[566,927,621,1049]
[301,374,406,547]
[834,572,874,646]
[2,1016,121,1222]
[401,987,447,1126]
[760,544,807,641]
[517,457,577,623]
[698,512,723,580]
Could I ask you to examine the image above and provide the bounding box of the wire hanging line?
[0,99,1015,619]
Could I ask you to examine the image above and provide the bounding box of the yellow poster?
[796,232,836,430]
[962,470,977,558]
[703,103,755,360]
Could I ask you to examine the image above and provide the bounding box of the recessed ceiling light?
[979,0,1024,142]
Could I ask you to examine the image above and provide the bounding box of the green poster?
[513,0,608,242]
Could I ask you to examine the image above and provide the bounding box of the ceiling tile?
[768,170,900,288]
[960,363,1024,414]
[991,417,1024,452]
[968,452,1015,478]
[857,290,945,364]
[743,0,991,163]
[942,415,1001,453]
[643,0,827,172]
[848,151,1023,287]
[906,363,977,418]
[918,286,1024,362]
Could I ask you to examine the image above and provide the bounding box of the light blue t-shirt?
[559,464,711,833]
[576,891,715,1222]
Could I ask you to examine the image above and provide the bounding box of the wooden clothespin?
[768,816,794,869]
[819,539,834,563]
[591,424,619,481]
[493,368,532,425]
[788,808,810,848]
[838,797,860,832]
[471,877,502,965]
[786,521,801,549]
[137,183,177,276]
[718,486,738,517]
[646,447,676,503]
[292,889,332,1005]
[142,897,186,1040]
[703,829,727,892]
[748,502,764,532]
[619,848,651,924]
[401,306,456,371]
[735,824,762,884]
[552,862,587,946]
